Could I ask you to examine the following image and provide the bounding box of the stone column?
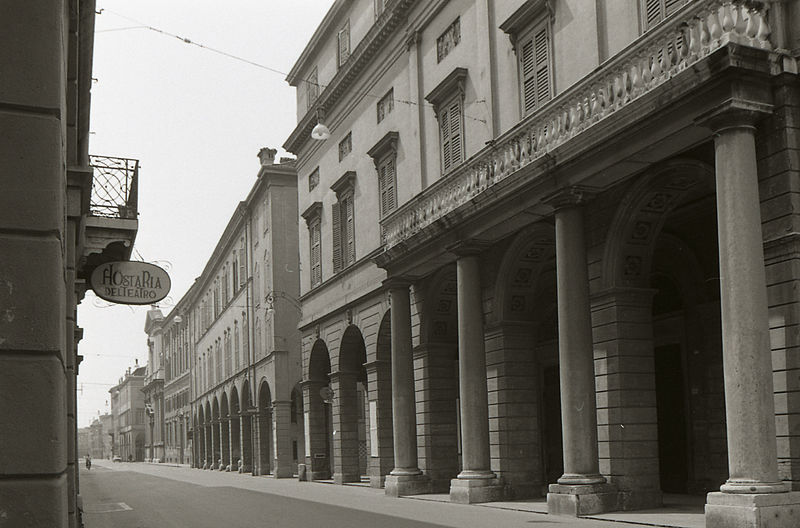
[227,419,234,471]
[385,281,429,496]
[449,246,503,504]
[699,103,800,527]
[546,189,617,516]
[209,421,217,469]
[272,400,293,478]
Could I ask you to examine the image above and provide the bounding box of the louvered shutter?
[239,248,246,287]
[345,195,355,266]
[645,0,662,28]
[449,99,463,167]
[338,21,350,66]
[440,107,451,171]
[310,222,322,286]
[381,157,396,216]
[534,26,550,109]
[332,202,343,273]
[521,37,537,114]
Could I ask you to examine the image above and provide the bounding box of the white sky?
[77,0,331,427]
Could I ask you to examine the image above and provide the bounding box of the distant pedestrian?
[85,454,91,470]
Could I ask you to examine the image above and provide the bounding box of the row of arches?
[194,377,302,476]
[300,159,729,502]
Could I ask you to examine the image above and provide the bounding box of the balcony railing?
[89,155,139,219]
[381,0,772,249]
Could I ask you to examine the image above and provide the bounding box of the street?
[79,460,651,528]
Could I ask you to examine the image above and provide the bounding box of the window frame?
[330,172,357,273]
[301,202,323,288]
[337,19,351,68]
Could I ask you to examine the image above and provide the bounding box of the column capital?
[695,99,773,134]
[542,185,598,210]
[446,239,491,257]
[363,359,390,373]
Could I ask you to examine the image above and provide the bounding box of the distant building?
[284,0,800,526]
[143,309,167,462]
[109,365,147,462]
[88,414,112,459]
[143,148,303,475]
[77,427,91,459]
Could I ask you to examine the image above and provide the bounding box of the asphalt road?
[79,461,648,528]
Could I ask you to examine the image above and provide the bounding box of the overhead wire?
[96,8,487,124]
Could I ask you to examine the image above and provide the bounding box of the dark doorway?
[541,364,563,485]
[655,344,689,493]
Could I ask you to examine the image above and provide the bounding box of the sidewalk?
[92,459,705,528]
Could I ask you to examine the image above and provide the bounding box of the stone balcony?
[379,0,774,261]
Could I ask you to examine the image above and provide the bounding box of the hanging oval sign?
[90,261,171,305]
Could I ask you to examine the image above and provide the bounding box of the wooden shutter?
[520,23,550,115]
[449,98,463,167]
[345,195,355,266]
[332,202,343,273]
[338,20,350,66]
[440,107,452,171]
[379,156,396,217]
[239,248,246,287]
[645,0,662,28]
[310,222,321,286]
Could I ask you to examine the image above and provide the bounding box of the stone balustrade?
[381,0,772,249]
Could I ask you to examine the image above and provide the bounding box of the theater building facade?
[285,0,800,525]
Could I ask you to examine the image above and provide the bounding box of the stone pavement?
[90,459,705,528]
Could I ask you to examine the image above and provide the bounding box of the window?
[437,17,461,62]
[425,68,467,174]
[377,88,394,123]
[438,96,463,172]
[374,0,385,19]
[642,0,688,31]
[331,172,356,272]
[367,132,399,220]
[301,202,323,288]
[306,67,319,110]
[500,1,554,117]
[234,321,240,370]
[518,21,551,116]
[338,132,352,161]
[262,198,270,233]
[337,19,350,68]
[308,167,319,191]
[377,156,397,218]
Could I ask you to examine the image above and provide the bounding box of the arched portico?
[331,325,368,484]
[415,267,460,492]
[488,224,560,498]
[366,310,393,487]
[304,339,333,480]
[595,159,724,509]
[241,380,254,473]
[211,397,221,469]
[257,380,273,475]
[230,386,242,471]
[220,393,230,470]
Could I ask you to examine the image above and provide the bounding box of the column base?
[449,475,504,504]
[385,472,431,497]
[369,474,386,489]
[706,491,800,528]
[547,482,619,516]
